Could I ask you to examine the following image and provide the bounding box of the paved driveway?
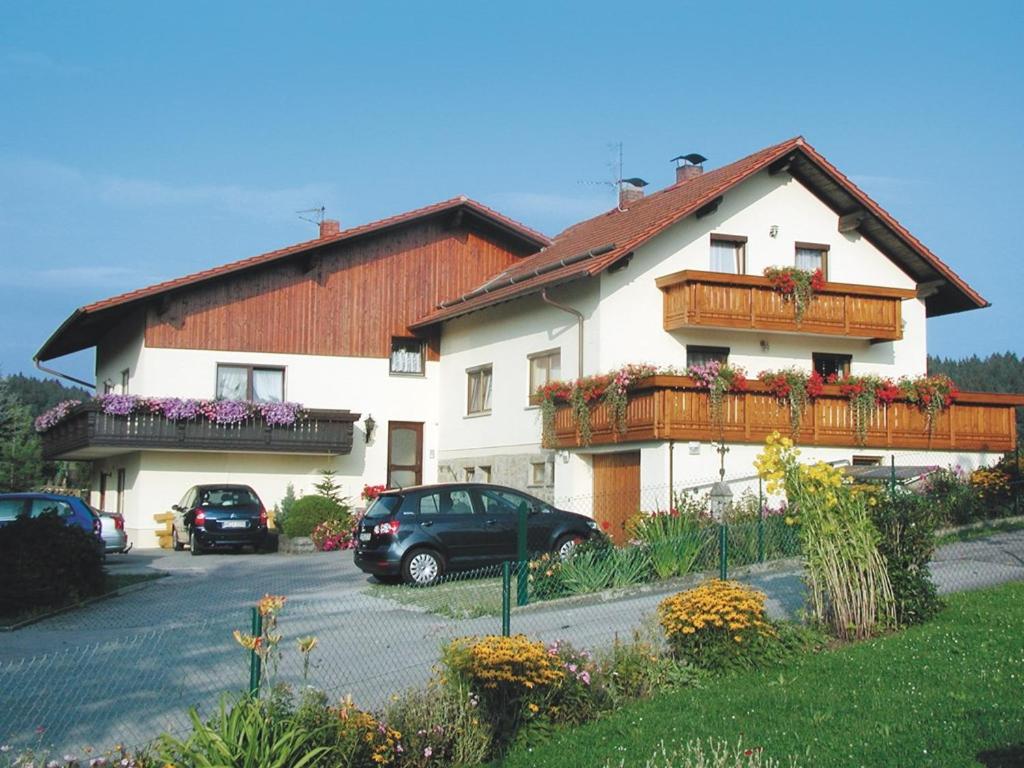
[2,530,1022,757]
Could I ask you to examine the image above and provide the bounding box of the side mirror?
[171,504,181,513]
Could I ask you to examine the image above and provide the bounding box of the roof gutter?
[34,358,95,390]
[541,289,585,378]
[436,243,616,309]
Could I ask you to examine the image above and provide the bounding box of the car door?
[413,488,490,567]
[474,488,525,560]
[175,488,196,536]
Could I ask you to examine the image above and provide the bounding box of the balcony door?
[592,451,640,545]
[387,421,423,488]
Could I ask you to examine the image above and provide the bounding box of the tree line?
[928,352,1024,446]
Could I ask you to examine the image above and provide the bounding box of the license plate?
[222,520,247,529]
[359,532,372,542]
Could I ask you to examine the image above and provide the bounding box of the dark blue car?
[0,492,105,554]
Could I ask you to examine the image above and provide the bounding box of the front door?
[387,421,423,488]
[592,451,640,545]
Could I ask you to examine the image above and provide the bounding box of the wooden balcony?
[550,376,1023,453]
[655,270,917,341]
[40,403,361,460]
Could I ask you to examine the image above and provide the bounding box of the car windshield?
[364,495,402,519]
[199,488,258,507]
[0,499,24,521]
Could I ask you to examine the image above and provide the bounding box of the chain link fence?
[1,449,1021,756]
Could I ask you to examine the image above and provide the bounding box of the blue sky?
[2,0,1021,382]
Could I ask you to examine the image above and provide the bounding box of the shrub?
[310,518,355,551]
[920,466,984,525]
[599,632,702,704]
[658,580,778,673]
[539,640,611,726]
[869,490,943,626]
[275,482,298,530]
[628,510,710,579]
[281,494,350,538]
[442,634,563,749]
[0,513,105,617]
[384,679,491,768]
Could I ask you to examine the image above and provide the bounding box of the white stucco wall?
[595,169,925,377]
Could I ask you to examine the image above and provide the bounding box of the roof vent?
[672,153,706,184]
[618,177,648,208]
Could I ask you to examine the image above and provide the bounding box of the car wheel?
[402,549,443,586]
[556,534,582,561]
[189,530,203,556]
[172,527,185,552]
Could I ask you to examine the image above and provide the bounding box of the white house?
[35,138,1021,546]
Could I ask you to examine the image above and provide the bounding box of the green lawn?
[498,582,1024,768]
[938,518,1024,545]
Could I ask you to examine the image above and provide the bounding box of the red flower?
[600,520,611,531]
[826,372,838,384]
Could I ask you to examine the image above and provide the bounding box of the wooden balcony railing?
[655,270,917,341]
[550,376,1023,452]
[40,403,360,460]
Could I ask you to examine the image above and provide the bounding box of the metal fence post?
[890,454,897,495]
[248,606,262,696]
[1016,446,1021,516]
[719,522,728,580]
[757,477,765,563]
[501,561,511,636]
[517,506,529,606]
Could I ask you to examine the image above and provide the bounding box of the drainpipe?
[34,358,95,390]
[541,289,584,379]
[668,440,675,512]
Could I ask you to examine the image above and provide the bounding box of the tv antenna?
[577,142,646,212]
[297,205,326,226]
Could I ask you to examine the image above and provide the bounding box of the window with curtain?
[216,364,284,401]
[390,338,425,375]
[686,345,730,368]
[467,365,493,414]
[528,349,561,397]
[710,235,746,274]
[795,243,828,277]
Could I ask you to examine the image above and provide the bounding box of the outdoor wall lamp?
[364,414,376,444]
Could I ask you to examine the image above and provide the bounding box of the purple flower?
[159,398,202,421]
[203,399,253,425]
[98,394,140,416]
[256,401,303,426]
[34,400,81,432]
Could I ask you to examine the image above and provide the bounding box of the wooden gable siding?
[145,221,523,360]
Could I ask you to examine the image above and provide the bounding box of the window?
[120,369,130,394]
[812,353,852,380]
[686,345,730,368]
[479,488,534,516]
[530,461,548,486]
[418,489,475,516]
[528,349,561,396]
[467,365,493,415]
[795,242,829,278]
[30,499,73,518]
[116,469,126,515]
[0,498,25,521]
[216,364,284,402]
[476,465,491,483]
[390,338,425,375]
[710,234,746,274]
[852,455,882,466]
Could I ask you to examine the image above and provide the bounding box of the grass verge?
[498,582,1024,768]
[937,518,1024,545]
[367,576,503,618]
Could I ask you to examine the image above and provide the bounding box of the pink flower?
[423,746,433,758]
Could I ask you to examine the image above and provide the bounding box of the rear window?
[198,488,259,507]
[30,499,74,518]
[365,495,402,519]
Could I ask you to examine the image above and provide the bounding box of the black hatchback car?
[353,483,598,585]
[170,484,268,555]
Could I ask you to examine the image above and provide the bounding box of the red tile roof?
[411,137,986,328]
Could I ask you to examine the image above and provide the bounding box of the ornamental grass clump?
[755,432,894,640]
[658,580,777,673]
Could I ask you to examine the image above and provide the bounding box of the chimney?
[618,177,648,208]
[319,218,341,239]
[672,153,707,184]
